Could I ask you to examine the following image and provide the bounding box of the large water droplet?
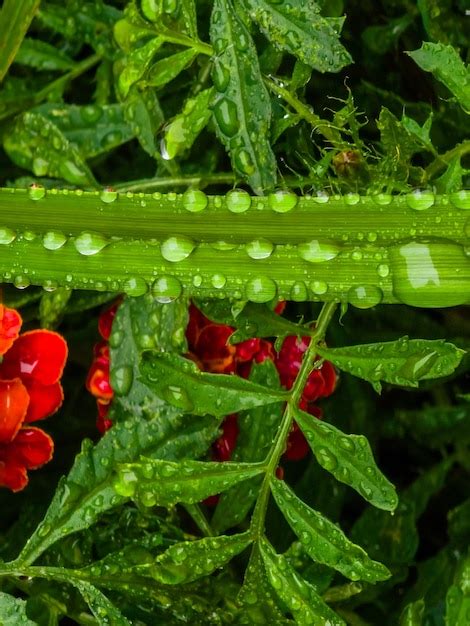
[348,285,383,309]
[161,236,195,262]
[211,274,227,289]
[123,276,148,296]
[377,263,390,278]
[406,190,435,211]
[246,238,274,259]
[182,189,208,213]
[74,232,109,256]
[234,149,255,175]
[345,193,360,205]
[14,275,31,289]
[100,187,118,203]
[245,276,277,303]
[43,231,67,251]
[0,227,16,245]
[298,240,340,263]
[226,189,251,213]
[152,276,183,303]
[162,385,194,411]
[213,98,239,137]
[310,280,328,295]
[268,190,298,213]
[28,184,46,200]
[316,447,338,471]
[212,60,230,91]
[372,193,392,206]
[450,190,470,210]
[111,365,134,396]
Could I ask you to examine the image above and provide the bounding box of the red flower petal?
[284,422,309,461]
[23,380,64,423]
[0,306,22,356]
[4,427,54,469]
[319,361,337,397]
[197,324,236,373]
[0,330,68,385]
[0,458,28,491]
[235,338,261,363]
[93,340,110,359]
[97,399,113,433]
[213,414,239,462]
[0,378,30,444]
[98,301,120,341]
[86,359,113,401]
[274,300,286,315]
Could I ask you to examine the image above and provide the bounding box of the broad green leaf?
[3,112,97,186]
[259,538,345,626]
[0,592,38,626]
[162,87,214,159]
[271,478,390,583]
[0,0,40,82]
[33,103,135,158]
[237,544,290,624]
[139,351,287,417]
[15,414,217,566]
[294,408,398,511]
[144,49,198,89]
[14,38,74,71]
[146,532,252,584]
[400,600,425,626]
[212,360,283,532]
[71,581,131,626]
[242,0,351,72]
[445,552,470,625]
[39,287,72,329]
[407,43,470,114]
[114,458,265,506]
[210,0,277,194]
[317,337,465,392]
[117,36,164,99]
[123,85,164,157]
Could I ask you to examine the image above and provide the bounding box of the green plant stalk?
[250,301,337,538]
[0,188,469,307]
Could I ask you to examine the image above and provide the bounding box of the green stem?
[184,503,214,536]
[250,301,337,537]
[425,140,470,180]
[113,173,236,192]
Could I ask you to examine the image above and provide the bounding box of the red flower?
[0,305,67,491]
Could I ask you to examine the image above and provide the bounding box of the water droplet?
[226,189,251,213]
[81,104,103,123]
[377,263,390,278]
[111,365,134,396]
[367,231,378,242]
[161,236,195,262]
[151,276,183,303]
[290,281,308,301]
[234,149,255,175]
[14,275,31,289]
[310,280,328,295]
[351,249,363,261]
[192,274,203,287]
[213,98,239,137]
[345,193,360,205]
[372,193,392,206]
[162,385,194,411]
[211,273,227,289]
[0,227,16,245]
[245,276,277,303]
[246,238,274,259]
[212,60,230,91]
[211,240,237,251]
[316,447,338,471]
[182,189,208,212]
[313,191,329,204]
[406,190,435,211]
[450,190,470,210]
[348,285,383,309]
[268,190,298,213]
[298,240,340,263]
[114,470,138,497]
[74,232,109,256]
[43,231,67,251]
[32,158,49,177]
[123,276,148,296]
[28,184,46,200]
[337,436,355,452]
[100,187,118,203]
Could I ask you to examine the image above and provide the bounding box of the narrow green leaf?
[71,581,132,626]
[212,360,283,532]
[259,538,345,626]
[210,0,277,194]
[294,408,398,511]
[242,0,351,72]
[162,87,214,159]
[114,458,265,506]
[0,0,40,82]
[146,532,252,584]
[144,49,198,89]
[15,414,217,566]
[407,42,470,113]
[317,337,465,392]
[400,600,425,626]
[271,478,390,583]
[39,287,72,329]
[445,552,470,626]
[0,592,38,626]
[123,86,164,157]
[14,38,75,71]
[139,351,287,417]
[117,36,164,99]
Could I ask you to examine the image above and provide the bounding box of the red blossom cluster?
[0,305,67,491]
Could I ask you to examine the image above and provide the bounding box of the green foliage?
[0,592,38,626]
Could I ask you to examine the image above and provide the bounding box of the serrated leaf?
[317,337,465,392]
[259,538,345,626]
[15,414,218,566]
[210,0,277,194]
[400,600,425,626]
[445,552,470,626]
[139,351,287,417]
[123,85,164,157]
[212,360,283,532]
[144,48,198,89]
[242,0,351,72]
[114,458,265,506]
[271,478,390,583]
[0,592,38,626]
[434,153,467,193]
[0,0,40,82]
[294,408,398,511]
[71,581,131,626]
[14,38,75,71]
[162,87,213,159]
[401,113,436,154]
[39,287,72,329]
[3,112,97,186]
[145,532,252,584]
[117,36,164,99]
[407,42,470,114]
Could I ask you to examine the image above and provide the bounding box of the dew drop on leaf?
[74,232,109,256]
[151,275,183,303]
[245,276,277,303]
[161,236,195,262]
[0,227,16,245]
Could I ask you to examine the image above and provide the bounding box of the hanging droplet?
[28,184,46,201]
[182,189,208,213]
[298,240,340,263]
[348,285,383,309]
[310,280,328,295]
[290,281,308,301]
[161,236,195,262]
[43,231,67,251]
[268,190,298,213]
[450,190,470,210]
[14,275,31,289]
[406,190,435,211]
[74,232,109,256]
[122,276,148,296]
[313,191,329,204]
[151,275,183,303]
[245,238,274,259]
[0,227,16,245]
[245,276,277,303]
[226,189,251,213]
[100,187,118,203]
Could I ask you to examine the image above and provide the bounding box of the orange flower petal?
[4,427,54,470]
[0,305,22,356]
[86,359,113,400]
[0,379,30,444]
[24,381,64,423]
[0,330,68,385]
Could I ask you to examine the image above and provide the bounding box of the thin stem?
[184,503,214,536]
[113,172,235,192]
[250,301,337,537]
